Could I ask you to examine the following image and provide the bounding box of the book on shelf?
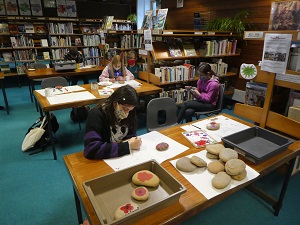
[141,10,153,29]
[40,39,49,47]
[75,38,82,46]
[2,52,13,62]
[25,23,34,33]
[245,82,267,107]
[17,24,25,33]
[167,39,182,57]
[8,24,18,33]
[0,23,9,33]
[43,52,50,60]
[154,8,168,30]
[182,42,197,56]
[34,24,46,33]
[0,64,11,74]
[10,37,17,47]
[103,16,114,30]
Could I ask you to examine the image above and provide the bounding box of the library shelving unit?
[139,30,240,97]
[0,16,133,77]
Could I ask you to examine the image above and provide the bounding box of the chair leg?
[75,107,81,130]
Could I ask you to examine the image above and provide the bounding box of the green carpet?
[1,78,300,225]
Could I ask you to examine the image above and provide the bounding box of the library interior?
[1,0,300,225]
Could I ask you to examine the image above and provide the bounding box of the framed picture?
[30,0,43,16]
[0,0,6,15]
[5,0,19,15]
[269,1,300,30]
[43,0,55,8]
[18,0,31,15]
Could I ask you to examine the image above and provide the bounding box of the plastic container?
[221,126,293,164]
[83,160,186,225]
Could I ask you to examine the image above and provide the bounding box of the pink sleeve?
[125,67,135,80]
[99,66,110,82]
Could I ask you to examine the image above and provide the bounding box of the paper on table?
[36,85,86,97]
[170,150,260,199]
[104,131,189,171]
[46,91,96,105]
[107,80,141,89]
[181,115,250,142]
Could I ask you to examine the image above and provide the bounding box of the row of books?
[82,47,101,58]
[208,61,228,76]
[85,58,101,66]
[154,64,196,83]
[10,36,34,48]
[13,50,36,61]
[120,34,143,49]
[159,89,194,104]
[47,22,74,34]
[205,39,238,56]
[82,35,101,46]
[51,48,69,60]
[51,36,72,47]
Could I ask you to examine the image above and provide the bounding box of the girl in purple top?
[84,85,142,159]
[177,62,220,123]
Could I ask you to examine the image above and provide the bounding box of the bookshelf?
[0,16,134,76]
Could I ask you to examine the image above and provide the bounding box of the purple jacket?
[83,107,136,159]
[195,78,220,106]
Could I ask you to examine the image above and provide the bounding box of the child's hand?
[191,89,200,98]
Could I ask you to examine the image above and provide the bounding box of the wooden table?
[34,80,162,159]
[63,114,300,225]
[26,66,104,104]
[0,72,9,114]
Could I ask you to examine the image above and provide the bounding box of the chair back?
[41,77,68,89]
[146,97,178,132]
[194,83,225,119]
[29,63,47,69]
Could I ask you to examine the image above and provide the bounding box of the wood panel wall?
[162,0,293,94]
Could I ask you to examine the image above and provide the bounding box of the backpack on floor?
[22,113,59,152]
[70,105,90,122]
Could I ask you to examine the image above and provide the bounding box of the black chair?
[194,83,225,119]
[146,97,178,132]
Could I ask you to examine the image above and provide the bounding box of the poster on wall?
[5,0,19,15]
[177,0,183,8]
[43,0,55,8]
[261,33,292,74]
[18,0,31,15]
[0,0,6,15]
[66,0,76,17]
[269,1,300,30]
[30,0,42,16]
[56,0,67,17]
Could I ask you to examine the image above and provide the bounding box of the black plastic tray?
[221,126,293,164]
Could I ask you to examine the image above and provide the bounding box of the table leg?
[73,187,83,225]
[247,157,296,216]
[273,157,296,216]
[1,78,9,115]
[46,112,57,160]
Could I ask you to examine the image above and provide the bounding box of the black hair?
[196,62,216,77]
[69,47,78,57]
[98,85,138,130]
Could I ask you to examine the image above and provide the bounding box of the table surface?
[63,114,300,225]
[26,66,104,79]
[33,80,162,112]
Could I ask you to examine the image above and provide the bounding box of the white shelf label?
[137,29,143,34]
[194,32,203,35]
[207,32,215,35]
[139,49,148,56]
[276,73,300,84]
[153,30,160,35]
[244,31,264,39]
[163,31,173,34]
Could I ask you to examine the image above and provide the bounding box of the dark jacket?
[84,107,136,159]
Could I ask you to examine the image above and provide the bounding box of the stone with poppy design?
[114,202,139,220]
[156,142,169,151]
[206,121,220,130]
[132,170,160,187]
[131,186,149,201]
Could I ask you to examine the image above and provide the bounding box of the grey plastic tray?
[221,126,293,164]
[83,160,186,225]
